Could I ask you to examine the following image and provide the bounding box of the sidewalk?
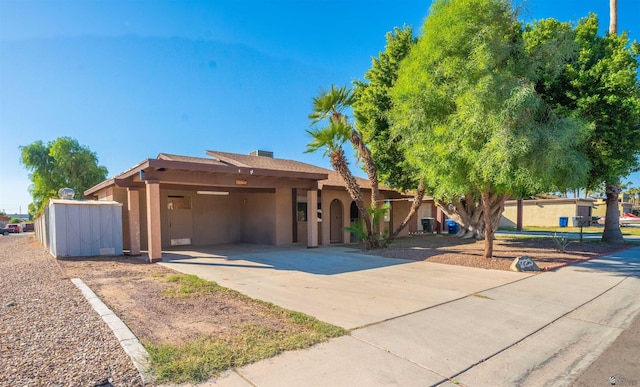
[208,246,640,386]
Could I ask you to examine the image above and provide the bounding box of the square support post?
[145,180,162,262]
[127,188,141,256]
[516,199,523,231]
[306,189,318,248]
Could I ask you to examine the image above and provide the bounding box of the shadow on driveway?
[161,244,413,276]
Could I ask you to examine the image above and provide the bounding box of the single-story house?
[592,197,634,218]
[500,198,595,228]
[85,150,421,262]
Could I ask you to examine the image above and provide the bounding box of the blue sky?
[1,0,639,215]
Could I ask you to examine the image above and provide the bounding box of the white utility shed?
[48,199,123,258]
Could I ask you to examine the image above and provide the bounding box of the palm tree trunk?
[349,129,381,234]
[602,182,625,243]
[329,149,377,248]
[609,0,618,34]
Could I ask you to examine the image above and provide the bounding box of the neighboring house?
[500,198,595,228]
[85,150,417,262]
[0,215,11,228]
[592,195,634,218]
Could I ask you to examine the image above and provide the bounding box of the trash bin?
[572,216,585,227]
[559,217,569,227]
[421,218,434,233]
[445,219,459,234]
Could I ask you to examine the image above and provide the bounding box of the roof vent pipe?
[249,150,273,158]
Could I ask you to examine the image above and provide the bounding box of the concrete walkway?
[160,245,640,386]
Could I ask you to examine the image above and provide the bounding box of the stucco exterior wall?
[239,192,276,245]
[319,188,371,245]
[96,184,427,250]
[98,188,114,201]
[274,188,293,246]
[592,200,633,217]
[390,199,412,237]
[413,201,437,232]
[191,192,243,245]
[500,200,593,227]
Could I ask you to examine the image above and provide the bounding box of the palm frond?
[309,85,354,126]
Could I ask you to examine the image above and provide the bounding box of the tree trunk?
[349,129,381,234]
[602,182,625,244]
[480,191,507,258]
[390,178,426,239]
[329,149,378,248]
[609,0,618,34]
[436,193,485,239]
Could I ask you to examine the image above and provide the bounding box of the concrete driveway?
[159,244,529,329]
[158,244,640,386]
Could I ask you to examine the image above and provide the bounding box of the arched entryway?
[350,201,361,243]
[330,199,344,243]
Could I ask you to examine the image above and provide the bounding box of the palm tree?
[602,0,625,243]
[306,85,380,248]
[610,0,618,34]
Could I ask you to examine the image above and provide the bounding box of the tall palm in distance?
[602,0,625,243]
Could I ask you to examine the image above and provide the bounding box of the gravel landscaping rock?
[0,234,143,386]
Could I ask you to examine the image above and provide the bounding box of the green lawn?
[500,225,640,236]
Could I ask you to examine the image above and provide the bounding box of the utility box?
[48,199,123,258]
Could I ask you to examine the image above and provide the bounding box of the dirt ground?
[59,257,304,347]
[58,235,631,355]
[367,234,631,271]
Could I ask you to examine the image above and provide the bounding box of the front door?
[167,196,193,246]
[330,199,343,243]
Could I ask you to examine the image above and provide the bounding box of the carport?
[85,153,327,262]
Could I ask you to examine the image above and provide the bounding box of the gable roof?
[206,150,383,190]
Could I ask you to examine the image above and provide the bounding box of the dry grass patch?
[59,258,346,384]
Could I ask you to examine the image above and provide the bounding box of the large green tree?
[20,137,108,215]
[534,13,640,243]
[353,26,426,237]
[391,0,590,258]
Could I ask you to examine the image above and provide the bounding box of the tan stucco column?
[127,188,141,256]
[145,180,162,262]
[306,189,318,248]
[436,205,445,233]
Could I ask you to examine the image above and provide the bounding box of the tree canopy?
[391,0,590,257]
[531,13,640,242]
[20,137,108,215]
[353,26,417,191]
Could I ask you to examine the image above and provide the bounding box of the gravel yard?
[364,234,631,271]
[0,231,631,385]
[0,234,142,386]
